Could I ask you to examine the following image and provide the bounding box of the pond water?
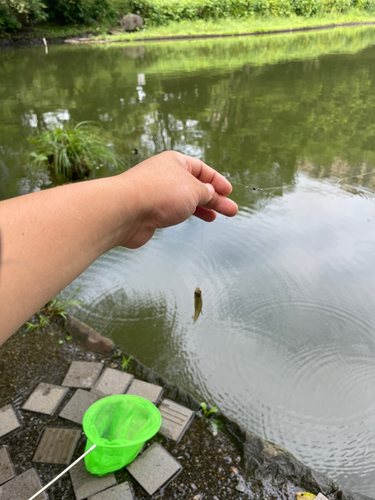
[2,27,375,495]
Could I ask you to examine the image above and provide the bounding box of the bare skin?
[0,151,238,344]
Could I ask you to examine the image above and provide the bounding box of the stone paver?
[33,427,81,465]
[0,468,47,499]
[158,399,194,442]
[0,405,20,438]
[91,368,134,397]
[70,459,116,500]
[88,482,134,500]
[62,361,103,389]
[59,389,101,425]
[0,447,15,485]
[22,383,68,415]
[127,442,182,495]
[125,379,163,404]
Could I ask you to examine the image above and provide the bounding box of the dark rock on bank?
[66,315,115,353]
[120,14,143,32]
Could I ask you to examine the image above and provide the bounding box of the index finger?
[183,155,233,196]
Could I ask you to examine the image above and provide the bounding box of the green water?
[2,27,375,495]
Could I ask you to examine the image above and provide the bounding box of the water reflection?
[2,27,375,494]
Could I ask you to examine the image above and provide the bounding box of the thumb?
[198,182,215,206]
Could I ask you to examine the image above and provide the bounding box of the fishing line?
[228,170,375,193]
[336,169,375,184]
[227,180,289,192]
[197,218,204,284]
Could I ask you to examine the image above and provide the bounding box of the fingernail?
[206,183,215,197]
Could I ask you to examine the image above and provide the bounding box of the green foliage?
[0,6,21,32]
[322,0,351,11]
[24,288,83,333]
[128,0,375,23]
[0,0,47,32]
[44,0,116,24]
[121,355,133,371]
[355,0,375,10]
[28,121,122,182]
[44,288,84,322]
[200,401,218,418]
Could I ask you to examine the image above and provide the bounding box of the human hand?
[117,151,238,249]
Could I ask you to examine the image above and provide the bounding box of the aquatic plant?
[23,287,83,332]
[200,401,218,418]
[43,288,84,322]
[28,121,122,182]
[198,402,225,432]
[121,355,133,372]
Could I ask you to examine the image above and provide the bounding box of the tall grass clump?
[29,121,121,182]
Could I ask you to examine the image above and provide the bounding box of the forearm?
[0,175,138,343]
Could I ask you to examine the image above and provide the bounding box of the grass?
[4,10,375,41]
[24,287,83,334]
[121,355,133,372]
[87,10,375,41]
[28,121,122,182]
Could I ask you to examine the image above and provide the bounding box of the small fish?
[192,287,203,324]
[296,493,316,500]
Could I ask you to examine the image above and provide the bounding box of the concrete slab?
[158,399,194,442]
[22,383,68,415]
[70,459,116,500]
[33,427,81,465]
[88,482,134,500]
[0,468,47,499]
[59,389,101,425]
[0,405,20,438]
[91,368,134,397]
[127,443,182,495]
[62,361,103,389]
[0,447,15,485]
[125,379,163,404]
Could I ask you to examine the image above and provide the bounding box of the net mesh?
[82,395,161,475]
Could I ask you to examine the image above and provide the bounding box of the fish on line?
[192,286,203,324]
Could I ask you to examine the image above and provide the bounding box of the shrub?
[355,0,375,10]
[322,0,352,11]
[28,121,122,182]
[44,0,116,25]
[0,0,47,32]
[292,0,322,15]
[0,6,22,32]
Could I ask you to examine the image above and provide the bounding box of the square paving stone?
[0,405,20,438]
[126,442,182,496]
[0,468,47,499]
[158,399,194,442]
[125,379,163,404]
[91,368,134,397]
[59,389,102,425]
[22,383,68,415]
[62,361,103,389]
[33,427,81,465]
[70,459,117,500]
[0,447,15,485]
[88,482,134,500]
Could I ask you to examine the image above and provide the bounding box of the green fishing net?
[82,394,162,476]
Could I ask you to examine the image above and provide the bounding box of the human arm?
[0,151,238,343]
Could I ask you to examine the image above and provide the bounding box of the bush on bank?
[0,0,116,33]
[1,0,375,33]
[129,0,375,23]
